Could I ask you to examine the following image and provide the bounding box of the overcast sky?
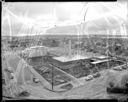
[2,2,85,23]
[2,2,128,36]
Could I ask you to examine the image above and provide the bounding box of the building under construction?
[2,1,128,100]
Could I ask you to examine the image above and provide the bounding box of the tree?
[51,39,59,47]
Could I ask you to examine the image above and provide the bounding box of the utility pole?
[51,63,54,91]
[106,29,110,69]
[126,57,128,67]
[69,40,72,57]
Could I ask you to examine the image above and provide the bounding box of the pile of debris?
[106,70,128,101]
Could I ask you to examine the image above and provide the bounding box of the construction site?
[2,1,128,100]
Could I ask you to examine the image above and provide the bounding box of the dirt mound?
[120,72,128,88]
[106,70,128,92]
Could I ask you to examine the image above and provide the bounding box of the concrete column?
[69,40,72,57]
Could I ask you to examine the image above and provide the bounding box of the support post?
[51,64,54,91]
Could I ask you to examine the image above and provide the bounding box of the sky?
[2,2,85,25]
[2,1,128,36]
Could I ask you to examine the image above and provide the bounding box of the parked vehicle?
[93,72,101,78]
[33,78,40,83]
[113,66,122,71]
[85,75,93,81]
[60,83,73,90]
[122,65,127,69]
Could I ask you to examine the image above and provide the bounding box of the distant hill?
[2,34,128,40]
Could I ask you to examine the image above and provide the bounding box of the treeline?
[2,36,128,57]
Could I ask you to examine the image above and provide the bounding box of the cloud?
[3,2,54,18]
[2,2,127,36]
[56,2,84,22]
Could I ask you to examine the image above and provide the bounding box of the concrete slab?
[53,55,90,62]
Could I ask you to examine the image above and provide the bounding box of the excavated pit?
[27,55,125,87]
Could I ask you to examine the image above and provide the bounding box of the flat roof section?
[91,59,112,64]
[24,46,48,51]
[53,55,90,62]
[96,55,108,59]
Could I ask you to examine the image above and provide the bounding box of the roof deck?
[53,54,108,63]
[53,55,90,62]
[91,59,112,64]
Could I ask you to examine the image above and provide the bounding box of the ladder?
[39,66,49,73]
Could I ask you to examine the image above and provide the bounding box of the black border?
[2,0,117,2]
[2,0,127,102]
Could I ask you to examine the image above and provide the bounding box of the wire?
[83,5,89,22]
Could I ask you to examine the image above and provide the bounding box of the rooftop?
[53,55,90,62]
[91,59,112,64]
